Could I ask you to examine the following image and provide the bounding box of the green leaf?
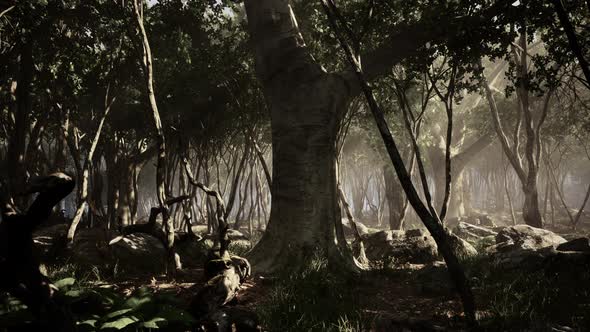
[100,316,139,330]
[124,295,152,309]
[140,317,166,329]
[77,319,97,327]
[54,277,76,289]
[65,290,84,298]
[103,308,134,320]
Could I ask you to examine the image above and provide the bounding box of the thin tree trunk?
[132,0,178,272]
[504,159,517,225]
[67,92,115,244]
[321,1,476,323]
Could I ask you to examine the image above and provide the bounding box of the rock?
[447,233,478,259]
[556,238,590,253]
[452,222,497,243]
[109,233,166,273]
[446,214,498,229]
[473,235,496,251]
[176,238,211,268]
[227,229,249,241]
[363,229,438,264]
[487,226,566,269]
[492,225,566,253]
[70,228,115,267]
[488,227,589,271]
[491,247,556,270]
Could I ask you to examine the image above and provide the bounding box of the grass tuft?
[257,255,364,332]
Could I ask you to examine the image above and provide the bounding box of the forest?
[0,0,589,331]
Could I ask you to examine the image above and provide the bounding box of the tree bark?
[132,0,178,272]
[480,47,547,228]
[241,0,355,272]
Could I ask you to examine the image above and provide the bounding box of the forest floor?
[104,264,468,331]
[3,215,589,331]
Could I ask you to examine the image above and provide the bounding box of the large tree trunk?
[243,1,352,272]
[247,74,349,272]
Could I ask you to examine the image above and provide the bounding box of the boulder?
[447,233,478,259]
[491,246,556,270]
[363,229,438,264]
[556,238,590,253]
[488,226,574,271]
[70,228,115,267]
[491,225,566,253]
[452,222,497,243]
[109,233,166,273]
[176,238,211,268]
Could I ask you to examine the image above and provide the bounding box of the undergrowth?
[464,254,590,331]
[0,264,195,331]
[256,255,365,332]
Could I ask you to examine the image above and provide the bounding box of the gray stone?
[363,229,438,264]
[493,225,566,252]
[452,222,497,243]
[447,233,478,259]
[109,233,166,273]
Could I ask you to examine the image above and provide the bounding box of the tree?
[242,0,518,273]
[131,0,178,271]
